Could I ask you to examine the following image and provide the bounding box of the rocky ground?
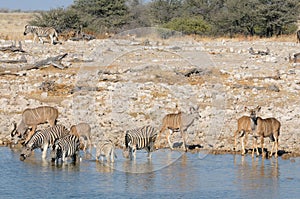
[0,31,299,159]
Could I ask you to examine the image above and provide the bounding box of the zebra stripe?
[51,134,80,163]
[96,140,116,163]
[24,25,58,45]
[20,125,69,161]
[123,125,157,160]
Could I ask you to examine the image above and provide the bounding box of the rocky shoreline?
[0,35,299,159]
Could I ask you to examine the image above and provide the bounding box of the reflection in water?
[1,147,299,198]
[96,161,114,173]
[234,155,279,198]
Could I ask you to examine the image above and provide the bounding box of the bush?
[29,8,82,33]
[163,16,211,35]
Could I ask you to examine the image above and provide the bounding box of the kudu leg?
[270,135,279,158]
[252,136,259,157]
[241,131,247,155]
[181,130,188,152]
[261,137,265,158]
[166,129,173,150]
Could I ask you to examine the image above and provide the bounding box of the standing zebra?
[23,25,58,45]
[123,125,158,160]
[51,134,80,163]
[20,125,70,161]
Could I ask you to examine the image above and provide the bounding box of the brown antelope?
[297,30,300,43]
[155,106,200,152]
[252,117,281,158]
[234,106,260,155]
[11,106,58,143]
[70,123,92,153]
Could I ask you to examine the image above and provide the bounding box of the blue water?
[0,147,299,199]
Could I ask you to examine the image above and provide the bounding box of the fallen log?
[0,53,68,76]
[22,53,68,70]
[0,55,27,64]
[0,41,25,52]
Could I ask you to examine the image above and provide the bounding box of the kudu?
[252,117,281,158]
[70,123,92,153]
[155,106,200,152]
[11,106,58,143]
[234,106,260,155]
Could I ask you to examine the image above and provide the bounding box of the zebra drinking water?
[96,139,116,163]
[123,125,158,160]
[23,25,58,45]
[51,134,80,163]
[20,125,70,161]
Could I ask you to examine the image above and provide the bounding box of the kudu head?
[189,105,201,119]
[10,122,27,144]
[245,105,261,120]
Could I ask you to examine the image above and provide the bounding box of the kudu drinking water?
[155,106,200,152]
[11,106,58,143]
[70,123,92,153]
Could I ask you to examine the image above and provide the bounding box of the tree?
[29,8,81,32]
[72,0,130,33]
[148,0,184,25]
[257,0,300,37]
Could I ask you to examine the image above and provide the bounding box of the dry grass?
[0,12,35,40]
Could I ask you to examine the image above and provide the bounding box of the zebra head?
[23,25,32,36]
[20,146,32,161]
[50,139,62,162]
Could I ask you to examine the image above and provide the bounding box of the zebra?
[96,139,116,163]
[20,125,70,161]
[51,134,80,163]
[123,125,158,160]
[23,25,58,45]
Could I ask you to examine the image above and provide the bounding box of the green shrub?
[29,8,82,32]
[163,16,211,35]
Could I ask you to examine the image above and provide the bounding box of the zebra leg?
[145,146,152,159]
[38,36,44,44]
[42,143,48,159]
[62,152,66,162]
[50,35,54,45]
[110,148,115,163]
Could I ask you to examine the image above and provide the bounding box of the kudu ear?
[256,105,261,112]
